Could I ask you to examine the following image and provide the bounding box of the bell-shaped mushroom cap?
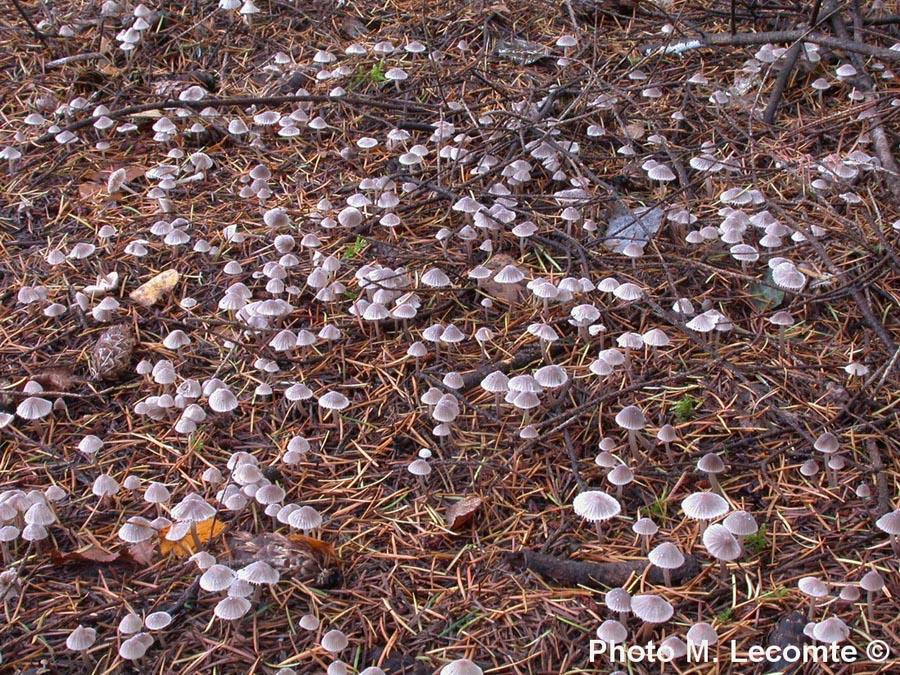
[607,465,634,487]
[119,633,151,660]
[17,396,52,420]
[328,661,350,675]
[573,490,622,522]
[408,459,431,476]
[214,596,251,620]
[118,516,157,543]
[657,424,678,443]
[812,617,849,643]
[321,629,349,653]
[613,282,644,301]
[633,517,659,536]
[839,584,860,602]
[860,570,884,592]
[605,587,632,613]
[814,432,839,454]
[697,453,726,474]
[92,474,120,498]
[508,374,543,394]
[208,387,238,412]
[534,364,568,389]
[66,624,97,651]
[119,612,143,635]
[421,268,451,287]
[648,542,685,569]
[144,482,171,504]
[288,505,323,530]
[170,494,216,522]
[723,510,758,536]
[25,501,57,526]
[480,370,509,393]
[630,594,674,623]
[494,264,525,284]
[299,613,320,631]
[144,611,172,630]
[642,328,670,347]
[596,619,628,643]
[682,491,729,521]
[237,560,280,585]
[875,509,900,535]
[318,391,350,410]
[660,636,687,659]
[441,659,483,675]
[702,524,742,561]
[200,564,235,592]
[359,668,386,675]
[615,405,646,430]
[797,576,829,598]
[686,622,718,646]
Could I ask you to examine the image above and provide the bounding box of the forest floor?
[1,0,900,674]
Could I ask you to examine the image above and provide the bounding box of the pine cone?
[89,324,136,382]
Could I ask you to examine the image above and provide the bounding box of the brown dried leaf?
[51,544,136,566]
[477,253,524,305]
[130,270,180,307]
[32,367,77,392]
[445,496,483,531]
[127,539,156,566]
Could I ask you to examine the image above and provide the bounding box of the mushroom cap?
[814,432,839,454]
[686,621,718,646]
[630,594,674,623]
[839,585,861,602]
[573,490,621,523]
[632,517,659,536]
[214,596,251,620]
[408,459,432,477]
[875,509,900,535]
[657,424,678,443]
[440,659,483,675]
[615,405,646,430]
[170,494,216,522]
[596,619,628,643]
[318,391,350,410]
[812,617,849,643]
[682,491,729,521]
[605,587,632,613]
[118,516,158,543]
[697,453,726,474]
[200,564,235,592]
[288,505,323,530]
[702,524,742,561]
[237,560,280,585]
[66,625,97,651]
[299,613,320,631]
[480,371,509,393]
[723,510,758,536]
[607,464,634,487]
[797,576,829,598]
[321,629,349,653]
[648,542,685,569]
[144,611,172,630]
[860,570,884,592]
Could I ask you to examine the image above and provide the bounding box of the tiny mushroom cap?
[214,596,251,620]
[633,517,659,536]
[682,491,729,521]
[630,594,674,623]
[171,493,216,522]
[615,405,646,430]
[596,619,628,643]
[440,659,483,675]
[299,613,320,631]
[839,585,861,602]
[119,633,151,660]
[648,542,685,569]
[657,424,678,443]
[145,611,173,630]
[814,432,839,454]
[660,636,688,659]
[812,617,850,643]
[66,625,97,651]
[607,464,634,487]
[321,629,349,653]
[318,391,350,411]
[702,524,742,560]
[408,459,432,477]
[237,560,280,585]
[697,453,726,475]
[288,505,323,530]
[875,509,900,536]
[686,622,718,646]
[119,613,144,635]
[573,490,622,522]
[860,570,884,592]
[798,576,829,599]
[605,587,632,613]
[723,510,758,537]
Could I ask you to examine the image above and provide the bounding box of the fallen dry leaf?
[130,269,180,307]
[159,518,226,557]
[51,544,137,566]
[445,496,483,531]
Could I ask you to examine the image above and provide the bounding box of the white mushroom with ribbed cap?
[573,490,621,541]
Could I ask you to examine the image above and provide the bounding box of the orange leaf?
[288,534,337,562]
[159,518,225,557]
[130,269,180,307]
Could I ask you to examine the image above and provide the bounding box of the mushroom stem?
[663,568,672,586]
[707,472,723,496]
[627,430,640,463]
[866,590,874,621]
[594,521,606,544]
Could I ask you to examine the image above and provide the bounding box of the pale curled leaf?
[130,270,180,307]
